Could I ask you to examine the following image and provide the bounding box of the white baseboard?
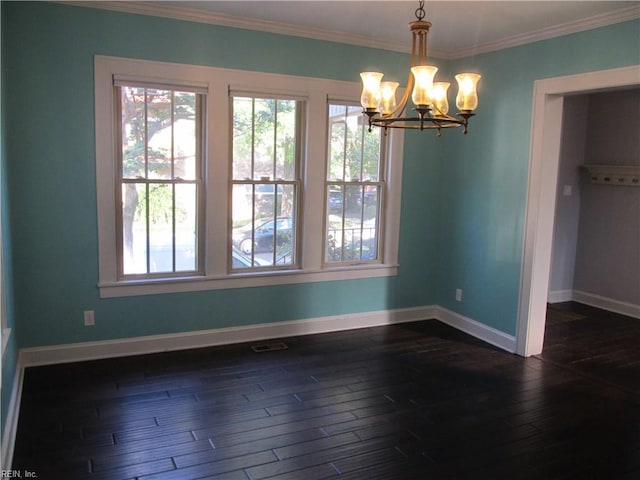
[573,290,640,319]
[434,306,517,353]
[1,354,24,470]
[18,304,520,368]
[548,289,574,304]
[548,289,639,319]
[20,306,439,367]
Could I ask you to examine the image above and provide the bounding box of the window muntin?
[116,85,204,278]
[231,96,302,270]
[325,103,384,264]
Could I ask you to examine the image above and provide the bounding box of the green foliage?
[121,88,197,178]
[232,97,298,221]
[232,97,297,181]
[328,105,380,182]
[134,184,189,226]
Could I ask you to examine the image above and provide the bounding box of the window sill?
[98,264,398,298]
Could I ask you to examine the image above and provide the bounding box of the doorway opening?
[516,65,640,357]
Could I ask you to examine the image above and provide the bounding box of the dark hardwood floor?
[12,302,640,479]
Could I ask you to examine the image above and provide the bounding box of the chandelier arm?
[371,117,462,127]
[369,111,474,131]
[371,122,454,130]
[380,27,420,120]
[383,71,413,119]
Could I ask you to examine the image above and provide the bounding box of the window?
[116,84,205,279]
[231,96,303,270]
[95,56,403,297]
[326,104,384,264]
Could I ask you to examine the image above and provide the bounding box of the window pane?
[121,87,146,179]
[328,105,347,181]
[362,186,380,260]
[343,184,365,261]
[175,183,197,271]
[232,97,253,180]
[326,183,378,263]
[146,89,172,180]
[173,91,197,180]
[327,185,344,216]
[253,98,276,180]
[122,183,147,275]
[148,184,174,273]
[274,185,295,266]
[231,183,296,268]
[345,112,363,181]
[275,99,297,181]
[233,97,299,182]
[232,183,255,256]
[361,123,381,181]
[328,105,381,182]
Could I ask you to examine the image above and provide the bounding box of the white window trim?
[95,55,403,298]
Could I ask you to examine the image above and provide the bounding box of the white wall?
[573,89,640,307]
[549,89,640,310]
[548,95,589,302]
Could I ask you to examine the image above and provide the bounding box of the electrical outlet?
[455,289,463,302]
[84,310,95,326]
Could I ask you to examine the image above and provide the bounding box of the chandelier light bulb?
[411,65,438,107]
[379,81,399,115]
[360,72,384,110]
[455,73,481,111]
[431,81,450,115]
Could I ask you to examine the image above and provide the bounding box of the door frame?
[516,65,640,356]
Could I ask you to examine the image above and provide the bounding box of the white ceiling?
[86,1,640,58]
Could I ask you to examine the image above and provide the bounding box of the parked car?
[232,217,294,254]
[231,247,269,268]
[328,189,343,212]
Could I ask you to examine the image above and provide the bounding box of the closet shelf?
[581,164,640,186]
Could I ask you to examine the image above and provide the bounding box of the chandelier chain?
[415,0,426,20]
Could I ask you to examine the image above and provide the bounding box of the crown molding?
[64,1,411,53]
[449,5,640,59]
[62,2,639,60]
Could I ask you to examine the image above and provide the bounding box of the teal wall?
[437,20,640,334]
[1,0,19,451]
[1,1,442,351]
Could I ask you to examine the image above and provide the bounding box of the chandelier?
[360,0,481,134]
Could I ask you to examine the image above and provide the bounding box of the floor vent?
[251,342,288,353]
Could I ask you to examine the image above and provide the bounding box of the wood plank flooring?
[12,303,640,479]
